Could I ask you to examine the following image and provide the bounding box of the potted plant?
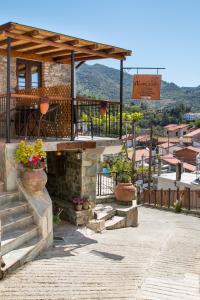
[111,157,136,203]
[114,173,136,203]
[83,197,91,210]
[15,139,47,193]
[72,197,84,211]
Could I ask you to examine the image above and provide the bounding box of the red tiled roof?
[184,128,200,137]
[183,162,196,172]
[164,124,188,132]
[161,155,180,165]
[175,146,200,154]
[128,148,149,161]
[158,142,174,149]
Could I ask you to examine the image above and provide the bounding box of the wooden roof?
[0,22,132,64]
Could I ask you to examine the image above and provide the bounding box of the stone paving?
[0,207,200,300]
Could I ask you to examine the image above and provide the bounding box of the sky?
[0,0,200,87]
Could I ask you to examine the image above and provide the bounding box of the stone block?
[66,208,93,226]
[116,205,138,227]
[87,219,105,233]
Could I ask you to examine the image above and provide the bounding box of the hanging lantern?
[39,96,49,115]
[99,101,108,116]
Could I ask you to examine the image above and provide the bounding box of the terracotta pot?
[21,168,47,193]
[40,102,49,115]
[75,204,83,211]
[114,182,136,202]
[83,201,89,210]
[99,107,106,116]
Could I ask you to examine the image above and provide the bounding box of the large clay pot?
[21,168,47,193]
[39,96,49,115]
[114,182,136,203]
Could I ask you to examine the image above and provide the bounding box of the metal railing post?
[119,59,123,139]
[6,37,11,143]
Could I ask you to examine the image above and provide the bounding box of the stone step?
[1,236,44,278]
[105,216,126,230]
[0,191,19,206]
[94,204,116,221]
[0,201,28,220]
[1,212,34,233]
[95,195,115,204]
[1,225,39,255]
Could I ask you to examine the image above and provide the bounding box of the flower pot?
[75,204,83,211]
[39,96,49,115]
[21,168,47,193]
[114,182,136,203]
[83,201,90,210]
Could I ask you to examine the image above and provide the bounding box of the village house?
[0,22,135,277]
[183,128,200,146]
[174,146,200,165]
[160,154,196,173]
[164,124,189,138]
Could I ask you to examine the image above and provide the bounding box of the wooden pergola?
[0,22,132,142]
[0,22,131,63]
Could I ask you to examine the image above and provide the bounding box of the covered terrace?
[0,22,132,143]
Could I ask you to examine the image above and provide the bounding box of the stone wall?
[46,151,82,202]
[0,55,71,94]
[42,62,71,87]
[0,55,16,93]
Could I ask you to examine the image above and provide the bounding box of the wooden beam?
[47,34,61,42]
[11,42,38,51]
[66,39,80,46]
[41,49,71,58]
[25,30,40,37]
[3,30,127,60]
[58,55,105,64]
[24,46,56,54]
[57,141,96,151]
[55,52,95,61]
[76,61,85,69]
[0,48,54,62]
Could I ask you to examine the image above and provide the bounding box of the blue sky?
[1,0,200,87]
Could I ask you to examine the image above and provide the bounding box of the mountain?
[76,63,200,110]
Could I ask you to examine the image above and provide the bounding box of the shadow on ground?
[37,221,98,260]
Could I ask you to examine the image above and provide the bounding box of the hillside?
[76,63,200,110]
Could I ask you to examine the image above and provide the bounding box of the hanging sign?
[132,74,161,100]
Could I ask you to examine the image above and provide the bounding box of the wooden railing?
[141,188,200,212]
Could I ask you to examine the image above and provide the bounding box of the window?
[16,59,42,90]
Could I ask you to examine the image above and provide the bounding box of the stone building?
[0,22,134,276]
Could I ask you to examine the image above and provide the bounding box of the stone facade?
[42,62,71,87]
[0,55,16,93]
[0,54,71,94]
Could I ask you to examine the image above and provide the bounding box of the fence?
[141,188,200,212]
[96,172,118,196]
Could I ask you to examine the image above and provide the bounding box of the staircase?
[87,197,138,233]
[0,190,44,279]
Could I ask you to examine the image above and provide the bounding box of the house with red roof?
[164,124,189,138]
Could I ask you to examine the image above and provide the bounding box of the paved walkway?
[1,207,200,300]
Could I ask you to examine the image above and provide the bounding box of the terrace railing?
[0,86,121,141]
[76,96,120,138]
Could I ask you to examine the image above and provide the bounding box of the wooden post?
[6,37,11,143]
[161,188,163,207]
[188,188,191,211]
[168,188,171,208]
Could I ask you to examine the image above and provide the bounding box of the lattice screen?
[15,85,71,137]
